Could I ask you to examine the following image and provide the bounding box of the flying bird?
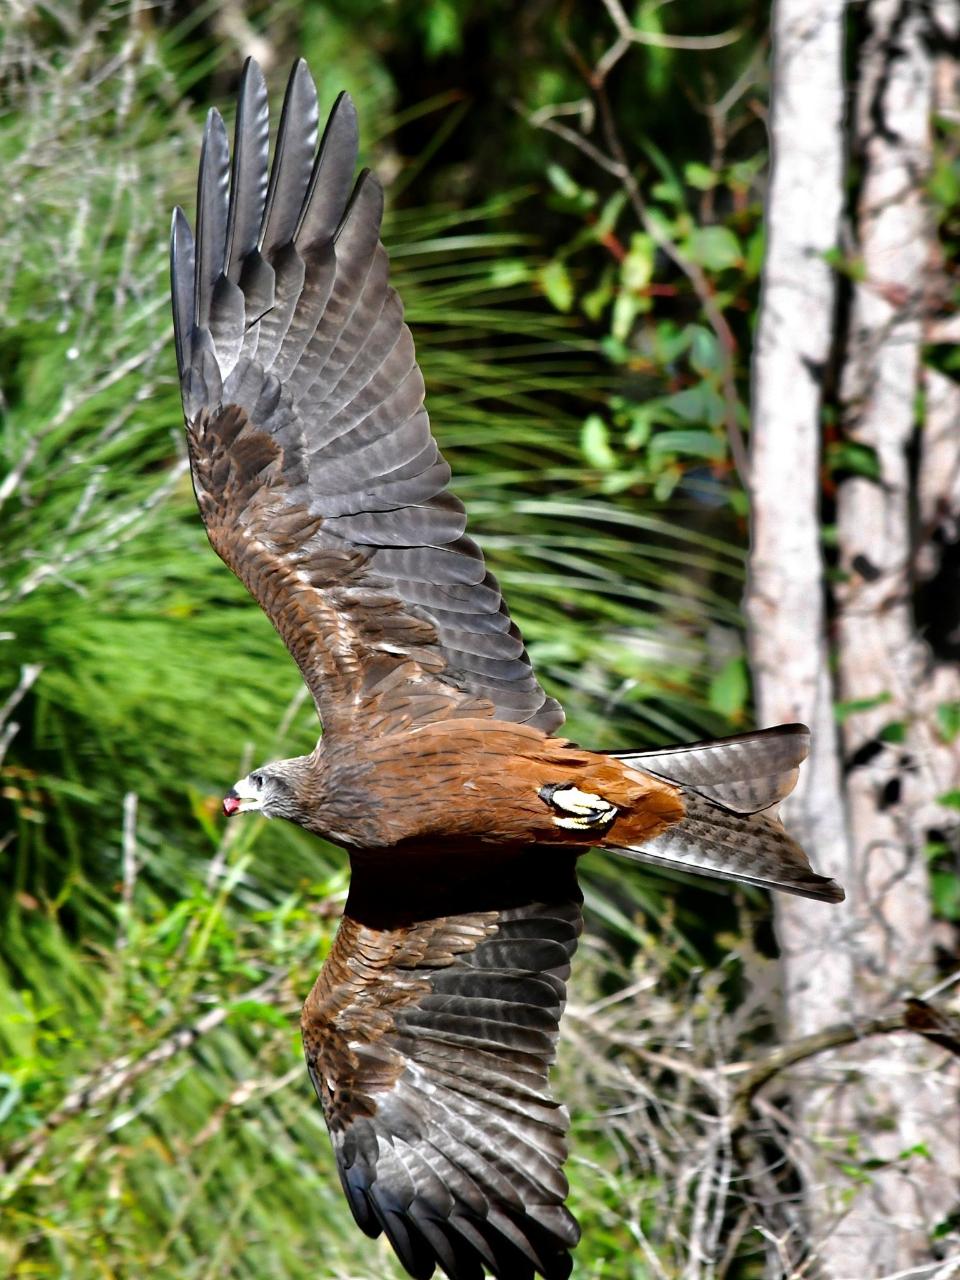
[171,59,843,1280]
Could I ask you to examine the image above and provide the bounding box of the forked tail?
[606,724,844,903]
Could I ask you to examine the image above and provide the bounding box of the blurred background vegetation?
[1,2,956,1278]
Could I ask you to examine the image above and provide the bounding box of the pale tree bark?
[749,0,960,1275]
[747,0,851,1031]
[833,0,960,1270]
[745,1,856,1270]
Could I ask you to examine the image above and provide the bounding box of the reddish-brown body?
[311,716,686,854]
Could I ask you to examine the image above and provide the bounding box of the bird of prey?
[171,59,843,1280]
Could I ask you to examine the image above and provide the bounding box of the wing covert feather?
[301,849,583,1280]
[172,58,562,737]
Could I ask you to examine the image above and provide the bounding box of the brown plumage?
[171,59,843,1280]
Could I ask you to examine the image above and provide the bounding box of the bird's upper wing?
[302,847,583,1280]
[171,59,563,740]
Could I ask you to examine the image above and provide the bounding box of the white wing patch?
[539,783,618,831]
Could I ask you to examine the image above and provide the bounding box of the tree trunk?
[749,0,960,1273]
[747,0,851,1030]
[745,1,855,1270]
[833,0,960,1270]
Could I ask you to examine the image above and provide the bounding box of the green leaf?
[687,325,721,374]
[651,180,683,205]
[936,701,960,743]
[619,403,656,450]
[684,162,716,191]
[595,189,627,238]
[652,466,681,500]
[932,871,960,920]
[421,0,462,56]
[621,233,654,292]
[878,721,906,744]
[538,259,574,313]
[827,440,881,479]
[647,429,726,462]
[684,225,742,271]
[834,693,892,721]
[581,415,618,471]
[744,227,766,279]
[937,789,960,810]
[823,246,867,281]
[662,382,726,427]
[612,290,644,341]
[227,1000,291,1029]
[546,163,581,199]
[489,259,531,288]
[709,656,748,720]
[929,157,960,207]
[582,271,614,320]
[545,163,596,214]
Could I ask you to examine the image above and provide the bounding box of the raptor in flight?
[171,59,842,1280]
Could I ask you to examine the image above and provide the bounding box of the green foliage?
[531,107,761,515]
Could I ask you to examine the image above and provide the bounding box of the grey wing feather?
[170,208,195,373]
[224,59,269,283]
[194,108,231,329]
[616,723,810,814]
[260,59,320,256]
[172,58,561,735]
[305,854,583,1280]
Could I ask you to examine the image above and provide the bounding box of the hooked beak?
[222,773,262,816]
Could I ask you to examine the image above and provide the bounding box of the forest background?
[1,1,959,1277]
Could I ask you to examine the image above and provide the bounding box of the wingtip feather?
[259,58,320,256]
[195,107,231,327]
[224,57,270,284]
[170,206,195,377]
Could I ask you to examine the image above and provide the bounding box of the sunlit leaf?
[684,225,742,271]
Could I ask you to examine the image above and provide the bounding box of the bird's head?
[223,763,301,821]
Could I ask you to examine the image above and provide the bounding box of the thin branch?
[0,663,42,769]
[599,0,743,52]
[729,999,960,1134]
[117,790,138,951]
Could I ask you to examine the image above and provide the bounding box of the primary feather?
[171,57,563,740]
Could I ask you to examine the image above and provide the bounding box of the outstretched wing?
[302,848,583,1280]
[171,59,562,740]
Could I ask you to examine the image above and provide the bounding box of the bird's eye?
[251,772,264,789]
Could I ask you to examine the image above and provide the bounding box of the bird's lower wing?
[301,847,583,1280]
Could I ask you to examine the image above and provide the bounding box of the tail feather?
[614,723,809,816]
[608,724,844,903]
[610,791,843,903]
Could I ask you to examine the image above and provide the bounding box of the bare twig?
[189,1065,301,1149]
[598,0,742,58]
[730,999,960,1134]
[0,663,42,769]
[117,790,138,950]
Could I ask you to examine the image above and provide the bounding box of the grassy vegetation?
[1,4,811,1277]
